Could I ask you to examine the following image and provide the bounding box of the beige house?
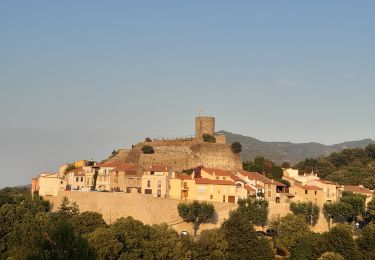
[283,168,319,185]
[307,179,340,203]
[34,173,66,196]
[142,165,173,198]
[110,163,143,192]
[93,162,118,191]
[237,170,290,203]
[289,185,324,207]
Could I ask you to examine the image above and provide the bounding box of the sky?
[0,1,374,187]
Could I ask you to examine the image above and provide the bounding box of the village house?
[306,179,340,203]
[237,170,290,203]
[142,165,173,198]
[289,185,324,207]
[109,163,143,192]
[32,173,66,196]
[92,162,119,191]
[283,168,319,185]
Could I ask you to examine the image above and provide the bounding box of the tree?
[318,252,344,260]
[357,223,375,259]
[365,144,375,159]
[281,161,291,168]
[322,224,360,259]
[236,198,269,226]
[291,233,325,260]
[145,137,152,142]
[221,210,274,260]
[64,164,77,174]
[323,202,354,223]
[177,201,215,235]
[192,229,228,259]
[231,142,242,153]
[290,202,320,226]
[341,191,366,219]
[141,145,155,154]
[85,227,123,260]
[202,134,216,143]
[271,214,310,255]
[70,211,106,235]
[268,166,283,180]
[58,197,80,216]
[367,196,375,219]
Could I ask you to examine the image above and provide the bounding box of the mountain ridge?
[218,130,375,165]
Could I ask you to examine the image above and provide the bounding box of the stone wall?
[47,191,237,235]
[46,192,331,234]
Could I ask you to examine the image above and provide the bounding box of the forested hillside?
[295,144,375,189]
[220,131,374,165]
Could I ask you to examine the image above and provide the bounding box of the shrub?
[202,134,216,143]
[231,142,242,153]
[290,202,320,226]
[141,145,155,154]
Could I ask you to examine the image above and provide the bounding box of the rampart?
[46,192,331,234]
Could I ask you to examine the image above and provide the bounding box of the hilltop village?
[31,117,373,232]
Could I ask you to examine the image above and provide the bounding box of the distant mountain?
[219,131,375,165]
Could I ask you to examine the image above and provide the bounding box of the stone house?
[33,173,66,196]
[142,165,173,198]
[109,163,143,192]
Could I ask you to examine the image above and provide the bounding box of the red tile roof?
[175,174,193,180]
[300,185,323,190]
[239,170,274,184]
[202,168,233,177]
[94,162,119,168]
[244,185,256,192]
[148,165,172,172]
[344,185,372,195]
[230,174,243,182]
[317,179,336,185]
[195,178,236,186]
[111,163,139,172]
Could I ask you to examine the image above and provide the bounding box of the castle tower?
[195,116,215,138]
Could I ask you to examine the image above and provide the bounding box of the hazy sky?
[1,1,374,187]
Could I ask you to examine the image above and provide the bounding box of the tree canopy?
[177,201,215,235]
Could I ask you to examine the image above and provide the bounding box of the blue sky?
[1,1,374,187]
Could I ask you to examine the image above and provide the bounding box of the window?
[210,195,213,200]
[147,180,151,188]
[157,180,161,188]
[315,191,317,195]
[268,191,272,197]
[76,177,79,182]
[305,190,308,195]
[223,177,226,180]
[81,177,83,182]
[223,195,226,202]
[216,177,219,180]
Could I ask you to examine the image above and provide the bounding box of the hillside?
[219,131,375,164]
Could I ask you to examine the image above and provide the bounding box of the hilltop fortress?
[107,116,243,171]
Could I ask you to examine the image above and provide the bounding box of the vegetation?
[236,198,269,226]
[290,201,320,226]
[295,144,375,189]
[231,142,242,153]
[2,187,375,259]
[145,137,152,142]
[64,164,77,174]
[177,201,215,235]
[141,145,155,154]
[202,134,216,143]
[323,191,366,223]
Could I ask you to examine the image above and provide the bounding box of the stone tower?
[195,116,215,138]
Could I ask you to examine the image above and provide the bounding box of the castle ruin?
[108,116,243,171]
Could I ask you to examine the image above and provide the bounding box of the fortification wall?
[46,191,236,235]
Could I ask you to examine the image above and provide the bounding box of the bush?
[202,134,216,143]
[141,145,155,154]
[231,142,242,153]
[145,137,152,142]
[290,202,320,226]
